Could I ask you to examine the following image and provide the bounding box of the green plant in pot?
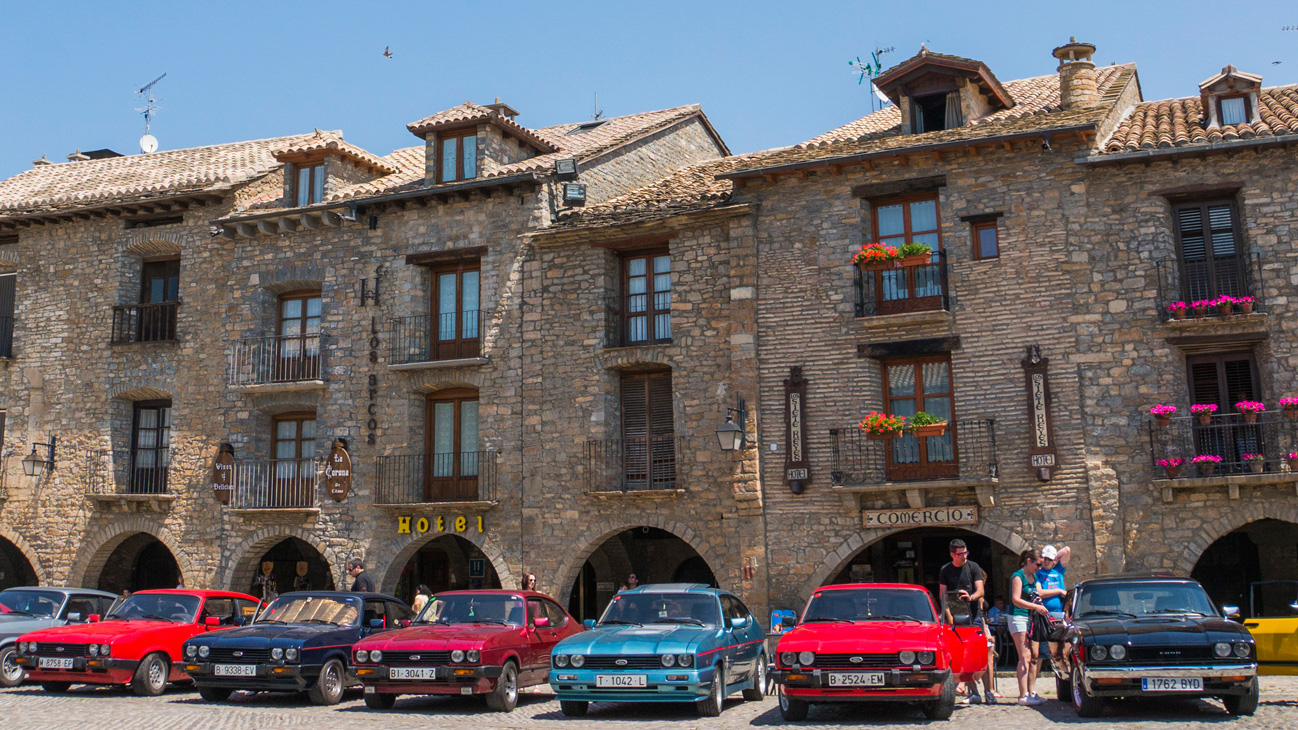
[897,242,933,267]
[908,411,948,437]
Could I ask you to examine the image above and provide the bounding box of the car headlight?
[1234,642,1251,658]
[451,650,465,663]
[355,650,369,663]
[467,650,480,663]
[1089,645,1108,661]
[570,654,585,668]
[101,644,111,657]
[198,645,210,659]
[554,654,569,668]
[89,644,99,656]
[917,651,936,666]
[898,650,916,665]
[285,648,299,662]
[27,643,36,653]
[1214,642,1232,658]
[779,652,796,667]
[677,654,693,667]
[797,651,815,666]
[1109,645,1127,661]
[185,645,197,658]
[271,648,284,661]
[17,642,27,653]
[661,654,676,667]
[370,650,382,663]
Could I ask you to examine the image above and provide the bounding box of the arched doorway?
[567,526,717,623]
[827,527,1019,605]
[0,537,38,591]
[242,537,334,602]
[96,533,181,594]
[1192,518,1298,615]
[392,535,500,606]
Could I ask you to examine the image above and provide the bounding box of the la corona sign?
[862,506,977,529]
[324,440,352,502]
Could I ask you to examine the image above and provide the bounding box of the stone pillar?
[1052,38,1100,110]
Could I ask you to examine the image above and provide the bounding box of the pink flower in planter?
[1149,404,1177,417]
[1280,397,1298,409]
[1189,403,1218,415]
[1236,400,1266,413]
[1191,455,1223,464]
[1156,458,1184,467]
[1165,301,1188,312]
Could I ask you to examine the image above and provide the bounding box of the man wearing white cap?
[1035,544,1070,680]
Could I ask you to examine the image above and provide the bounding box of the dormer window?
[1198,65,1263,129]
[872,48,1011,136]
[439,130,478,183]
[1219,96,1248,126]
[912,92,963,133]
[295,164,324,206]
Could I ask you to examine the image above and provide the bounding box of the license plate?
[828,672,885,687]
[214,664,257,677]
[596,674,647,688]
[38,657,74,670]
[390,667,437,680]
[1142,676,1203,692]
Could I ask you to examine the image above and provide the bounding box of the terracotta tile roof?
[406,101,559,153]
[271,130,399,174]
[872,48,1013,110]
[1102,84,1298,153]
[0,134,315,218]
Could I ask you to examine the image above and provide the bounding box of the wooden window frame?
[276,290,322,381]
[1171,198,1245,303]
[130,399,172,494]
[869,194,944,315]
[272,411,317,461]
[620,370,676,489]
[620,248,672,345]
[293,163,325,207]
[429,261,481,361]
[1186,352,1261,474]
[0,273,14,358]
[424,388,480,501]
[882,355,959,481]
[271,411,317,507]
[971,219,999,260]
[1217,94,1251,127]
[1186,352,1259,414]
[437,129,479,183]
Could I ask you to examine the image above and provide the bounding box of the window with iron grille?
[272,412,317,507]
[430,262,480,360]
[619,251,671,345]
[131,400,171,494]
[424,389,480,502]
[1187,353,1258,413]
[883,356,957,481]
[276,291,321,380]
[868,196,943,315]
[1173,200,1243,303]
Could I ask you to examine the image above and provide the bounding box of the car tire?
[363,690,397,710]
[41,681,72,693]
[198,686,233,702]
[921,674,956,721]
[132,652,169,697]
[1222,677,1259,716]
[0,645,25,688]
[1071,665,1104,718]
[484,660,518,712]
[1055,673,1072,700]
[778,686,808,721]
[697,663,725,717]
[742,654,767,701]
[307,658,346,706]
[560,699,589,716]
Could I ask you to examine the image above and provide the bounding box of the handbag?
[1028,596,1053,641]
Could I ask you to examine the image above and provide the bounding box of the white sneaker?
[1018,695,1045,706]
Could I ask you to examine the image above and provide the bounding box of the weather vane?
[135,72,166,153]
[849,47,894,112]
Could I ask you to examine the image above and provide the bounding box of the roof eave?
[1081,132,1298,166]
[528,202,756,244]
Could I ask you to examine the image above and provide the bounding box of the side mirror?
[88,614,101,623]
[583,619,596,629]
[780,615,797,628]
[234,617,248,626]
[370,618,385,629]
[398,619,411,628]
[534,617,550,629]
[1222,605,1242,621]
[730,617,747,629]
[66,613,83,622]
[205,616,221,628]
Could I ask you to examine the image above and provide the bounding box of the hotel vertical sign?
[784,367,810,493]
[1022,344,1058,479]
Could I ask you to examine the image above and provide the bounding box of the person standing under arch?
[937,539,997,704]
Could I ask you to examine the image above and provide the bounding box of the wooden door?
[424,390,479,501]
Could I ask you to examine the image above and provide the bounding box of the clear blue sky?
[1,1,1294,180]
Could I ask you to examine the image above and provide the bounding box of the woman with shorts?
[1009,549,1050,705]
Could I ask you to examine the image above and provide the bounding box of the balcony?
[388,312,486,369]
[85,449,174,512]
[227,334,326,390]
[111,302,179,344]
[1155,252,1265,323]
[855,253,950,323]
[585,436,683,494]
[1148,412,1298,502]
[374,451,498,505]
[0,315,12,358]
[829,419,999,507]
[228,458,318,512]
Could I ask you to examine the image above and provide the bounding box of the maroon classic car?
[771,583,988,721]
[351,590,583,712]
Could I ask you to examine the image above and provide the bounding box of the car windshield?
[107,594,202,623]
[418,594,525,626]
[597,592,722,627]
[802,588,936,623]
[1249,581,1298,618]
[1076,582,1218,617]
[0,589,64,618]
[256,595,360,626]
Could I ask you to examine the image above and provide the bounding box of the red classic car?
[351,589,583,712]
[771,583,987,721]
[13,589,260,696]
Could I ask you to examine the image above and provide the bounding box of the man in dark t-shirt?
[936,539,995,704]
[347,557,376,592]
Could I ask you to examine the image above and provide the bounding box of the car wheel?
[363,690,397,710]
[0,645,25,688]
[742,654,767,701]
[1055,672,1072,701]
[41,681,72,693]
[485,660,518,712]
[198,686,233,702]
[1071,665,1104,718]
[697,663,725,717]
[921,674,956,721]
[1222,677,1259,716]
[132,652,169,697]
[778,686,808,721]
[308,658,345,706]
[560,699,589,716]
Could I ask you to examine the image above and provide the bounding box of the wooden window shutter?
[1187,354,1257,410]
[648,372,674,437]
[621,374,649,440]
[1222,358,1257,403]
[1177,207,1206,261]
[1189,360,1223,409]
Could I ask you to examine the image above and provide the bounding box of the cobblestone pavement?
[0,677,1294,729]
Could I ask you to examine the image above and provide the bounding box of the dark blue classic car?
[0,587,119,687]
[181,591,413,705]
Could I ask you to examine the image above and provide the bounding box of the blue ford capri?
[548,584,767,717]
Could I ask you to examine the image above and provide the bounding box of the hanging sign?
[212,444,235,504]
[784,367,810,493]
[1021,345,1059,479]
[324,440,352,502]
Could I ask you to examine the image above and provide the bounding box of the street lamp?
[715,396,748,451]
[22,436,56,477]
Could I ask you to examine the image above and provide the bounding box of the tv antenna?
[135,72,167,153]
[848,46,895,112]
[592,92,604,120]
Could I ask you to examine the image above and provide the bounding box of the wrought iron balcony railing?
[86,449,171,495]
[1149,411,1298,477]
[389,311,483,365]
[111,302,179,343]
[830,418,998,485]
[1155,251,1264,321]
[374,451,498,504]
[585,436,683,493]
[0,315,12,358]
[227,333,326,386]
[229,458,318,509]
[855,252,950,318]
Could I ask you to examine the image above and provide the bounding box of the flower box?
[867,429,903,441]
[899,253,932,267]
[910,423,948,437]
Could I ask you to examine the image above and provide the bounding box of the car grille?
[207,648,271,663]
[814,653,903,669]
[1126,646,1215,664]
[381,651,452,664]
[578,655,664,669]
[33,643,90,657]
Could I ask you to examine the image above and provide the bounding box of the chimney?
[1052,37,1100,109]
[485,97,520,120]
[66,149,90,162]
[31,154,53,167]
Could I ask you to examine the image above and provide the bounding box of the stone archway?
[372,527,515,596]
[67,517,196,589]
[553,517,719,607]
[0,529,43,589]
[1173,502,1298,576]
[220,527,344,596]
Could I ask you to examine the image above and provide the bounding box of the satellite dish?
[139,134,158,154]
